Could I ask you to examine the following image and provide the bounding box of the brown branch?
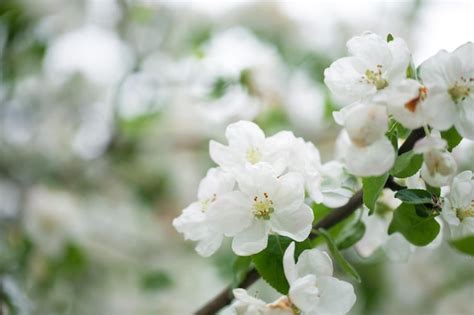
[194,128,425,315]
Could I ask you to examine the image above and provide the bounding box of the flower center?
[201,194,217,212]
[456,202,474,221]
[252,193,274,220]
[246,147,262,164]
[405,86,428,112]
[363,65,388,90]
[267,296,301,315]
[448,78,472,104]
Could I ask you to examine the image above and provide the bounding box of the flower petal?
[196,233,224,257]
[197,167,235,200]
[273,172,305,211]
[345,137,396,177]
[283,241,297,285]
[296,248,333,278]
[231,220,270,256]
[312,276,356,315]
[271,203,313,241]
[207,191,253,237]
[226,120,265,152]
[454,96,474,140]
[288,275,319,312]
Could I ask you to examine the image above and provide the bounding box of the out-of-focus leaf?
[232,256,252,288]
[141,270,173,291]
[319,229,361,283]
[336,221,366,250]
[450,235,474,256]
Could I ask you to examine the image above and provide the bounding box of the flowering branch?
[194,128,426,315]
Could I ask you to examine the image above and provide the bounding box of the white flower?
[208,164,313,256]
[419,42,474,139]
[232,289,269,315]
[441,170,474,239]
[324,32,411,105]
[414,134,457,187]
[283,242,356,315]
[265,131,323,203]
[172,168,235,257]
[231,290,294,315]
[319,161,359,208]
[23,187,84,257]
[334,103,396,176]
[210,121,288,176]
[374,79,428,129]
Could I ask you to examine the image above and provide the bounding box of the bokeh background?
[1,0,474,314]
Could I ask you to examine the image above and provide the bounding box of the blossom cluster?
[232,242,355,315]
[173,121,356,257]
[325,32,473,177]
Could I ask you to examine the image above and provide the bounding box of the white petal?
[420,90,457,131]
[420,49,462,88]
[413,135,447,154]
[232,220,270,256]
[347,32,391,66]
[197,167,235,200]
[324,56,375,105]
[345,138,396,177]
[441,198,461,226]
[196,234,224,257]
[296,248,333,278]
[289,275,320,312]
[452,42,474,74]
[283,242,297,285]
[272,172,305,212]
[312,276,356,315]
[236,163,280,198]
[387,37,412,81]
[207,191,253,237]
[233,288,266,307]
[172,202,207,240]
[271,203,313,241]
[209,140,241,171]
[344,103,388,147]
[454,97,474,140]
[226,120,265,152]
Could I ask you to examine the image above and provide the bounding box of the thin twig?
[194,128,425,315]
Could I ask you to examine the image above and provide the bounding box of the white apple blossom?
[172,168,235,257]
[419,42,474,139]
[413,134,457,187]
[232,289,269,315]
[374,78,428,129]
[207,164,313,256]
[324,32,411,105]
[319,161,359,208]
[283,242,356,315]
[334,103,396,176]
[209,121,288,176]
[441,171,474,240]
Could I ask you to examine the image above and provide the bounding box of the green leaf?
[312,203,357,246]
[390,151,423,178]
[450,235,474,256]
[141,270,173,291]
[252,236,311,294]
[336,221,366,250]
[363,173,389,214]
[319,229,361,283]
[441,127,462,151]
[388,203,440,246]
[394,189,433,205]
[386,33,394,42]
[232,256,252,288]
